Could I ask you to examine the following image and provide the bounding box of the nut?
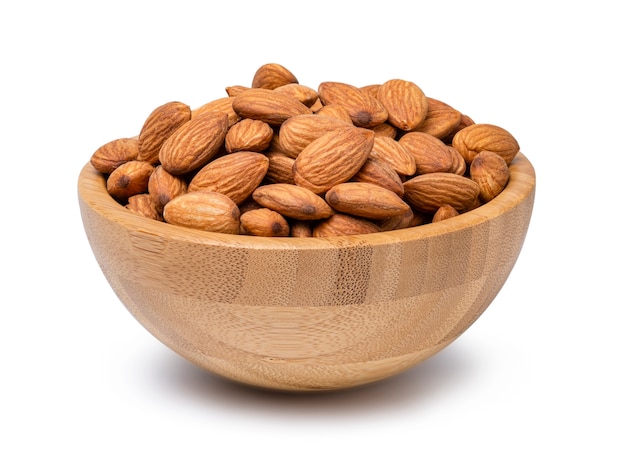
[279,114,353,158]
[90,137,138,174]
[470,150,510,202]
[313,213,381,237]
[403,172,480,213]
[148,165,188,212]
[240,208,290,237]
[432,204,459,223]
[370,135,416,176]
[163,191,240,234]
[138,101,191,164]
[251,63,298,90]
[376,79,428,131]
[399,132,455,174]
[225,118,274,153]
[318,81,388,128]
[412,97,462,139]
[252,183,333,221]
[106,160,155,201]
[452,123,520,164]
[231,88,311,126]
[325,182,410,220]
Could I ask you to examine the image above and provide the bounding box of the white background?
[2,1,624,450]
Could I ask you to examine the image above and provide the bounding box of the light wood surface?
[78,153,535,391]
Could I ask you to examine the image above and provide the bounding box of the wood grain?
[78,153,535,391]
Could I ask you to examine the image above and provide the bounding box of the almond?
[293,126,375,194]
[312,213,381,237]
[399,132,454,174]
[147,165,188,211]
[126,193,163,221]
[447,146,467,176]
[370,135,416,176]
[325,182,410,220]
[376,79,428,131]
[251,63,298,89]
[378,208,415,231]
[252,183,333,220]
[412,97,462,139]
[314,103,353,124]
[403,172,480,213]
[90,137,139,174]
[318,81,388,128]
[138,101,191,164]
[225,118,274,153]
[442,113,475,144]
[188,151,269,205]
[469,150,510,202]
[264,150,296,185]
[192,97,240,127]
[159,110,229,175]
[231,88,311,126]
[351,157,405,196]
[106,160,155,201]
[432,204,459,223]
[290,220,313,238]
[163,191,240,234]
[225,85,249,97]
[274,83,319,107]
[240,208,290,237]
[278,114,353,158]
[370,122,398,139]
[452,123,520,164]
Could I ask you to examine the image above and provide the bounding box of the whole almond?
[231,88,311,126]
[351,157,405,196]
[314,104,353,124]
[452,123,520,164]
[360,84,381,99]
[412,97,462,139]
[403,172,480,213]
[370,122,398,139]
[293,126,375,194]
[126,193,163,221]
[399,132,455,174]
[325,182,410,220]
[159,110,229,175]
[188,151,269,205]
[312,213,381,237]
[279,114,353,158]
[148,165,188,211]
[469,150,510,202]
[225,118,274,153]
[106,160,155,201]
[138,101,191,164]
[376,79,428,131]
[251,63,298,89]
[378,208,415,231]
[447,146,467,176]
[192,97,240,127]
[225,85,249,97]
[370,135,416,176]
[274,83,319,107]
[264,150,296,184]
[240,208,290,237]
[163,191,240,234]
[252,183,333,220]
[432,204,459,223]
[290,220,313,238]
[90,137,139,174]
[318,81,388,128]
[442,113,475,144]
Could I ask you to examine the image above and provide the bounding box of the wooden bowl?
[78,153,535,391]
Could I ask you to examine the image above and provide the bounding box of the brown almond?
[469,150,510,202]
[412,98,462,139]
[90,137,139,174]
[376,79,428,131]
[163,191,240,234]
[351,157,405,196]
[279,114,353,158]
[403,172,480,213]
[159,110,229,175]
[188,151,269,205]
[264,150,296,184]
[138,101,191,164]
[378,208,415,231]
[370,135,416,176]
[126,193,163,221]
[240,208,290,237]
[293,126,375,194]
[441,113,475,144]
[231,88,311,126]
[399,132,454,174]
[370,122,398,139]
[252,183,333,220]
[225,118,274,153]
[447,146,467,176]
[251,63,298,89]
[314,103,353,124]
[360,84,381,99]
[274,83,319,107]
[432,204,459,223]
[147,165,188,211]
[106,160,155,201]
[312,213,381,237]
[318,81,388,128]
[325,182,410,220]
[225,85,249,97]
[290,220,313,238]
[452,123,520,164]
[192,97,240,127]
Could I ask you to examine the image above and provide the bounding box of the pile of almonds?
[90,63,520,237]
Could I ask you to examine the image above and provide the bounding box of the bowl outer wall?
[77,153,536,391]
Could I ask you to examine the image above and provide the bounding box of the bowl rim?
[78,152,535,250]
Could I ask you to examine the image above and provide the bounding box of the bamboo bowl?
[78,153,535,392]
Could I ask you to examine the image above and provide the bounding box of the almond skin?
[278,114,353,158]
[452,123,520,164]
[432,204,459,223]
[106,160,155,201]
[126,193,163,221]
[312,213,381,237]
[376,79,428,131]
[351,157,405,197]
[264,150,296,185]
[370,135,416,176]
[251,63,298,89]
[293,126,375,194]
[403,172,480,213]
[240,208,290,237]
[318,81,388,128]
[225,118,274,153]
[159,110,229,175]
[188,151,269,205]
[412,97,462,139]
[399,132,455,174]
[325,182,410,220]
[274,83,319,107]
[314,104,353,124]
[90,137,139,174]
[252,183,333,220]
[231,88,311,126]
[147,165,188,212]
[469,150,510,202]
[138,101,191,164]
[192,97,240,127]
[163,191,240,234]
